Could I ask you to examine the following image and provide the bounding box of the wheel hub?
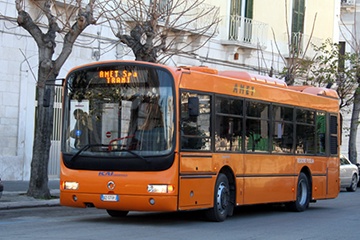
[217,183,229,212]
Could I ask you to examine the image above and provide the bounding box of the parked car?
[0,178,3,198]
[340,155,359,192]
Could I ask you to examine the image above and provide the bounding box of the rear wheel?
[286,172,310,212]
[205,173,230,222]
[346,174,358,192]
[106,210,129,217]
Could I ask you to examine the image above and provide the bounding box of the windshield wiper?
[71,144,150,163]
[71,144,107,162]
[110,148,150,163]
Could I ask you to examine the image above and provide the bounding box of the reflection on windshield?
[63,65,174,157]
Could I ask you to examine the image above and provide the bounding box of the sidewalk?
[0,180,60,210]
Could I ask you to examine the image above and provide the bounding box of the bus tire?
[106,210,129,217]
[205,173,230,222]
[286,172,310,212]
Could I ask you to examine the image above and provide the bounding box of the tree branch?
[55,0,97,72]
[16,0,44,47]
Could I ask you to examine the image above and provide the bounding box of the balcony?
[222,15,269,50]
[286,32,323,59]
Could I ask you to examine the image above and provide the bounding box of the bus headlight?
[147,184,174,193]
[63,181,79,190]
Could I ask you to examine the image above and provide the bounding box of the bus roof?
[179,66,339,99]
[219,71,287,88]
[287,85,339,99]
[65,61,339,100]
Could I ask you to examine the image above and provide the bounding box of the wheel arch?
[219,166,236,208]
[299,166,313,199]
[219,166,236,188]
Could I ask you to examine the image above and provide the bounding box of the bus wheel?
[106,210,129,217]
[205,173,230,222]
[286,172,310,212]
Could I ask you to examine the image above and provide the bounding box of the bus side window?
[272,105,294,153]
[316,112,326,154]
[245,101,270,152]
[295,109,315,154]
[215,97,243,152]
[181,92,211,150]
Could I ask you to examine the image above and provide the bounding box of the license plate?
[100,194,119,202]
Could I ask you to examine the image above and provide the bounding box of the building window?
[229,0,254,41]
[150,0,170,14]
[291,0,305,55]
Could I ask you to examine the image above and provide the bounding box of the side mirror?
[188,97,199,117]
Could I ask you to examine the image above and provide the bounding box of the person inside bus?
[132,101,165,151]
[70,109,90,149]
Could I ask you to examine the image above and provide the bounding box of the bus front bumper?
[60,191,178,212]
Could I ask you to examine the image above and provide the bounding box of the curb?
[0,190,60,210]
[0,199,60,210]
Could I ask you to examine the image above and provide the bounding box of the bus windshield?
[62,64,175,161]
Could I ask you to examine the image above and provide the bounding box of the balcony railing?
[289,32,323,58]
[229,15,268,48]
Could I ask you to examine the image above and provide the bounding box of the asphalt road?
[0,189,359,240]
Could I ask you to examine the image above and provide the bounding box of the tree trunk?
[348,86,360,164]
[27,77,55,198]
[16,1,96,199]
[27,107,52,198]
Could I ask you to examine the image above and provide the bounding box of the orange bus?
[60,60,340,221]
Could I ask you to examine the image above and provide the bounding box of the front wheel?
[346,174,358,192]
[205,173,231,222]
[106,210,129,218]
[286,172,310,212]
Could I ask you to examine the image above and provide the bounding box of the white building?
[339,0,360,159]
[0,0,343,180]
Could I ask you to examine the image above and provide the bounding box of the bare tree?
[310,43,360,164]
[285,25,360,164]
[302,8,360,164]
[300,40,356,108]
[101,0,220,63]
[15,0,98,198]
[270,0,360,164]
[270,0,318,85]
[338,11,360,164]
[349,76,360,164]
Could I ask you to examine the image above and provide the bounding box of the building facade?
[339,0,360,159]
[0,0,342,180]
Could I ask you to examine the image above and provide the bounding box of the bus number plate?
[100,194,119,202]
